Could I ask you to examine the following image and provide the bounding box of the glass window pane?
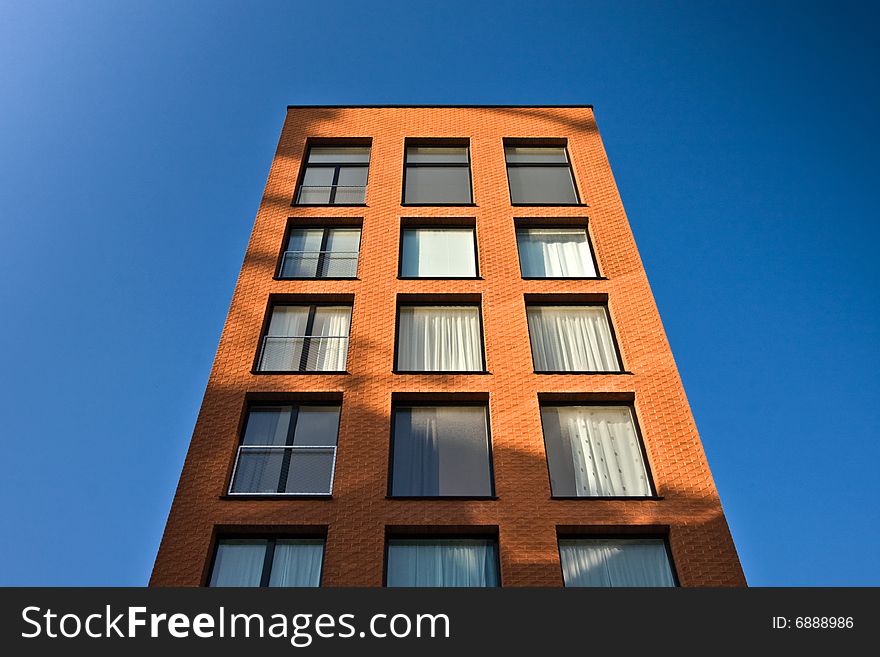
[526,306,621,372]
[242,407,292,446]
[508,166,578,204]
[230,448,285,493]
[517,228,595,277]
[392,406,491,496]
[386,539,499,587]
[283,229,324,278]
[307,146,371,163]
[504,146,568,163]
[284,449,335,494]
[269,540,324,587]
[559,539,675,587]
[401,228,476,277]
[267,306,309,337]
[397,306,482,371]
[404,167,471,203]
[541,406,649,497]
[209,540,267,587]
[297,167,334,204]
[293,406,341,447]
[406,146,468,163]
[333,167,368,203]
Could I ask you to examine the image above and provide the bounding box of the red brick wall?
[150,106,745,587]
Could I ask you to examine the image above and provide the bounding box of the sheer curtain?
[401,229,476,277]
[392,407,440,496]
[261,307,309,371]
[517,228,595,277]
[284,228,324,277]
[386,539,499,587]
[231,407,292,493]
[209,540,267,587]
[268,540,324,587]
[308,306,351,371]
[527,306,620,372]
[398,306,482,371]
[559,539,675,587]
[542,406,650,497]
[323,229,361,277]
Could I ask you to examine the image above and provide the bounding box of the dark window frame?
[555,532,679,587]
[253,301,353,375]
[206,535,327,587]
[387,399,497,499]
[504,140,585,207]
[538,400,658,500]
[397,223,481,280]
[292,141,371,207]
[393,299,488,374]
[276,224,363,280]
[226,402,342,498]
[383,532,502,587]
[401,139,475,206]
[514,220,603,280]
[524,301,627,374]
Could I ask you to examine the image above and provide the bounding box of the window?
[526,305,621,372]
[516,227,597,278]
[396,305,484,372]
[229,405,340,495]
[403,144,472,204]
[541,406,651,497]
[295,145,370,205]
[400,227,477,278]
[386,538,499,587]
[505,144,579,204]
[391,405,493,497]
[209,538,324,587]
[279,227,361,278]
[257,305,351,372]
[558,538,675,587]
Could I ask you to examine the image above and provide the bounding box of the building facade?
[150,105,745,587]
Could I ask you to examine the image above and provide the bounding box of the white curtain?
[323,228,361,277]
[261,307,309,371]
[393,408,440,496]
[527,306,620,372]
[544,406,650,496]
[308,306,351,371]
[209,540,266,587]
[284,228,324,277]
[559,539,675,587]
[398,306,482,371]
[386,540,499,587]
[401,229,476,277]
[232,407,292,493]
[268,540,324,587]
[517,228,595,277]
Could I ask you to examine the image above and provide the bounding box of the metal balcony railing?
[228,445,337,495]
[257,336,350,372]
[279,250,359,278]
[295,185,366,205]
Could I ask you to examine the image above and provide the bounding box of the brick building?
[150,105,745,587]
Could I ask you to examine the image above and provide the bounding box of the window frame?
[393,300,488,374]
[524,301,626,374]
[383,533,502,587]
[226,402,342,498]
[397,223,481,280]
[401,139,475,206]
[538,400,658,500]
[206,534,327,587]
[276,223,362,280]
[514,221,602,280]
[387,400,497,500]
[254,301,353,375]
[292,141,371,207]
[504,140,584,207]
[555,533,679,587]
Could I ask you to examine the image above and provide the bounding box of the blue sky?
[1,0,877,586]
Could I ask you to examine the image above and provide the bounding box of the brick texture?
[150,106,746,587]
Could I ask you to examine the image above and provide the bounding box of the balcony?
[229,445,337,495]
[295,184,366,205]
[257,336,350,372]
[279,250,359,279]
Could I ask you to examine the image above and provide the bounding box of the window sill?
[274,276,360,281]
[290,203,368,208]
[398,276,483,281]
[387,496,498,501]
[393,370,491,375]
[522,276,608,281]
[251,370,350,376]
[510,203,589,207]
[220,494,333,500]
[401,203,477,207]
[550,495,663,501]
[533,370,633,375]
